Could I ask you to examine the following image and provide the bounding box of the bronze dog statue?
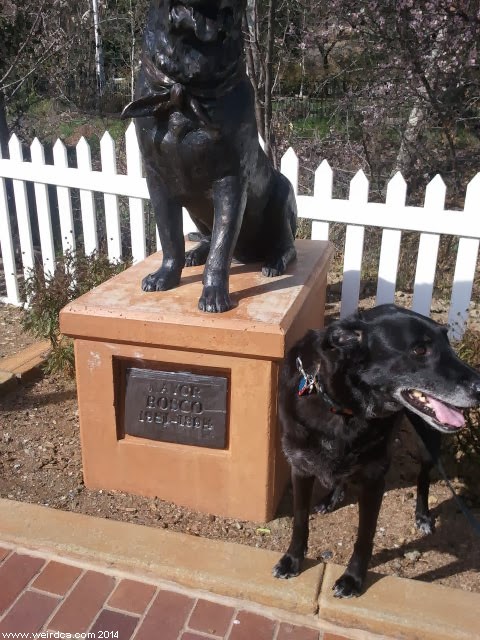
[122,0,297,312]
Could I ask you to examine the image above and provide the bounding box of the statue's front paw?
[142,268,181,292]
[198,285,232,313]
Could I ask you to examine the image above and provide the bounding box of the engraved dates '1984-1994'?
[124,367,228,448]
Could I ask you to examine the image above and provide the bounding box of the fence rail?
[0,123,479,339]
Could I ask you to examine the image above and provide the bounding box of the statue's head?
[167,0,245,44]
[141,0,247,87]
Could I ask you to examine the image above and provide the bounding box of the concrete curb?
[0,499,478,639]
[0,499,322,617]
[319,563,479,640]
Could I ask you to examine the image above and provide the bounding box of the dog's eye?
[412,344,430,357]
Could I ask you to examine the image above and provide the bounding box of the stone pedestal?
[60,239,333,521]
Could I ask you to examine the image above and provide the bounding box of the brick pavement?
[0,546,354,640]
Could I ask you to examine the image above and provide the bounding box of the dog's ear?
[322,321,365,351]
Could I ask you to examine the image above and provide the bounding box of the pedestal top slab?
[60,239,332,360]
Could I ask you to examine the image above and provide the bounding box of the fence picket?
[312,160,332,240]
[376,172,407,305]
[53,139,75,255]
[76,137,98,255]
[31,138,55,277]
[9,134,34,279]
[0,146,20,305]
[100,132,122,262]
[281,147,299,196]
[412,175,444,317]
[125,122,146,262]
[341,170,368,317]
[0,132,479,338]
[448,173,480,339]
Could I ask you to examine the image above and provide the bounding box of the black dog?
[122,0,297,313]
[273,304,480,597]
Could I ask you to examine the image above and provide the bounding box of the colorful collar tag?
[296,357,319,396]
[298,374,315,396]
[295,356,353,416]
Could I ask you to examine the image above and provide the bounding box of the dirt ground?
[1,301,480,594]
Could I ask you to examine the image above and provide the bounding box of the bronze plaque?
[124,368,228,448]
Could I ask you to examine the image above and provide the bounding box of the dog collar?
[124,57,245,124]
[296,357,353,416]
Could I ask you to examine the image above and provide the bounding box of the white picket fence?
[0,122,479,339]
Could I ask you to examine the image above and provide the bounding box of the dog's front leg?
[142,175,184,292]
[198,176,246,313]
[407,410,441,534]
[273,472,315,579]
[333,477,385,598]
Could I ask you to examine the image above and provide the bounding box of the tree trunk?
[129,0,136,101]
[243,4,265,140]
[391,103,425,177]
[0,91,9,158]
[263,0,276,164]
[92,0,106,100]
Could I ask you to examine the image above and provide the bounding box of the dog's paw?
[198,285,233,313]
[314,488,345,515]
[415,512,435,535]
[272,554,302,579]
[185,244,209,267]
[313,502,331,515]
[142,268,181,292]
[332,573,363,598]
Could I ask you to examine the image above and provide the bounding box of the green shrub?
[22,251,130,376]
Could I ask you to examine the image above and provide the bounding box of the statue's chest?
[149,111,230,189]
[154,111,219,153]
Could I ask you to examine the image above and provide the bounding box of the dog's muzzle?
[396,388,466,433]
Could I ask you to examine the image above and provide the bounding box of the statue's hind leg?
[262,246,297,277]
[185,219,212,267]
[262,172,297,277]
[185,238,211,267]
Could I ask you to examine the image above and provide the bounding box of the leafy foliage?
[22,251,130,376]
[273,0,479,205]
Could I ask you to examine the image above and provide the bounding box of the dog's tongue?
[427,396,465,428]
